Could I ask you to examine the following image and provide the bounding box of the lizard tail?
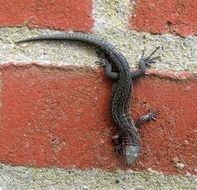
[15,32,115,53]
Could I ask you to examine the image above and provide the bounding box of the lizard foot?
[135,110,159,128]
[114,144,122,155]
[139,46,160,67]
[95,59,107,67]
[112,134,122,155]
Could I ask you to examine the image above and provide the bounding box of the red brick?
[129,0,197,36]
[0,63,196,174]
[0,0,93,31]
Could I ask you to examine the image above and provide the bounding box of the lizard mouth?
[124,145,140,166]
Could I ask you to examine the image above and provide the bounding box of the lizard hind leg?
[95,51,119,80]
[99,58,119,80]
[140,46,161,67]
[130,47,161,79]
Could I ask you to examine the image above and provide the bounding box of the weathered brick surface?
[1,0,197,36]
[129,0,197,36]
[0,0,93,31]
[0,64,196,174]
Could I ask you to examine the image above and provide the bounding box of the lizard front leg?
[112,133,123,155]
[135,110,159,128]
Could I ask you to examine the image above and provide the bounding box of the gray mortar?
[0,163,196,190]
[0,26,196,72]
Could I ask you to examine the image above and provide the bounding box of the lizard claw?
[114,144,122,155]
[135,110,159,128]
[140,46,160,67]
[95,59,106,67]
[112,134,122,155]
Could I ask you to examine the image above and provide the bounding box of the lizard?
[16,32,160,166]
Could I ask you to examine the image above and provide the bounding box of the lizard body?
[17,32,159,166]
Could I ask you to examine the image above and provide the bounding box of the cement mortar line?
[0,163,196,190]
[0,27,196,73]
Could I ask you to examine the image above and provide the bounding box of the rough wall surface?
[0,64,196,175]
[0,0,196,189]
[0,0,94,31]
[129,0,197,36]
[0,163,196,190]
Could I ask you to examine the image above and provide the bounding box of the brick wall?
[0,0,196,175]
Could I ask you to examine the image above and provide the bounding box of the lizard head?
[123,145,140,166]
